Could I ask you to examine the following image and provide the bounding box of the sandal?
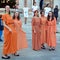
[14,53,19,56]
[2,55,10,59]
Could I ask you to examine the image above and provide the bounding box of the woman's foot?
[2,55,10,59]
[49,47,52,51]
[14,53,19,56]
[52,47,55,51]
[41,44,46,49]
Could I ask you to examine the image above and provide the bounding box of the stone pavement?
[0,16,60,60]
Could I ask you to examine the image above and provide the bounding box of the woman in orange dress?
[13,12,28,51]
[47,11,56,51]
[40,11,47,49]
[2,5,18,59]
[32,10,41,51]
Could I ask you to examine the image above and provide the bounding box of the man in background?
[39,0,44,10]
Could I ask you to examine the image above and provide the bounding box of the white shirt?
[23,7,29,17]
[32,5,39,12]
[44,7,51,17]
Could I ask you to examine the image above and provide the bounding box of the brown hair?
[34,10,39,17]
[47,11,54,21]
[33,2,36,5]
[40,10,44,14]
[0,15,2,18]
[13,12,20,20]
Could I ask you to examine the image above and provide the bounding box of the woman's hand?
[34,30,36,33]
[3,21,12,32]
[9,28,12,32]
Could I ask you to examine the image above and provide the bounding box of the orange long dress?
[14,19,28,51]
[47,18,56,48]
[32,17,41,50]
[2,14,17,55]
[40,16,47,45]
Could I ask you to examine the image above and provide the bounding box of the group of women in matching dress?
[1,5,56,59]
[32,10,56,51]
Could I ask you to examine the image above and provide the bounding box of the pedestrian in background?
[0,15,3,41]
[32,2,39,16]
[54,5,59,21]
[23,4,29,24]
[39,0,44,10]
[44,3,51,17]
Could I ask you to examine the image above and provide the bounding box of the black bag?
[0,19,4,30]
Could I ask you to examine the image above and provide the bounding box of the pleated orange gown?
[14,19,28,51]
[40,16,47,45]
[32,17,41,50]
[2,14,17,55]
[47,18,56,48]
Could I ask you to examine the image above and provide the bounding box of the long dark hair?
[0,15,2,18]
[34,10,39,17]
[40,10,44,15]
[47,11,54,21]
[13,12,20,20]
[33,2,36,5]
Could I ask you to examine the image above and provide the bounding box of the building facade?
[16,0,60,9]
[0,0,60,9]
